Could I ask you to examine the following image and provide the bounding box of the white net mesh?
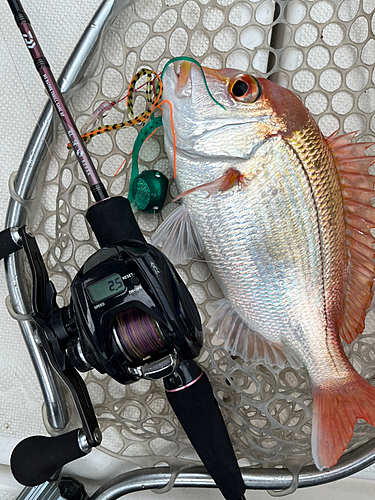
[26,0,375,471]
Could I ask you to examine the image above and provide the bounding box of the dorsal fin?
[326,131,375,343]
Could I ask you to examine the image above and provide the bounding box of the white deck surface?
[0,0,375,498]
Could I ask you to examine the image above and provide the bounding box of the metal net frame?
[9,0,375,486]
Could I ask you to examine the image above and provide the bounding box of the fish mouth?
[175,61,193,98]
[168,61,239,99]
[161,61,272,160]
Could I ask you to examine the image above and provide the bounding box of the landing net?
[27,0,375,472]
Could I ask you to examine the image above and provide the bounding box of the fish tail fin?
[312,377,375,470]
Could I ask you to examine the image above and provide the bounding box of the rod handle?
[165,370,245,500]
[86,196,145,247]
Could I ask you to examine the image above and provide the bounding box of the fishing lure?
[127,58,227,198]
[130,57,224,180]
[66,58,226,213]
[68,57,223,149]
[126,67,156,119]
[79,100,116,135]
[128,115,163,204]
[67,68,162,149]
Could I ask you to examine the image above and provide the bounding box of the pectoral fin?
[151,204,204,264]
[172,168,244,202]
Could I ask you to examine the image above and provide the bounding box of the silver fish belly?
[173,135,346,384]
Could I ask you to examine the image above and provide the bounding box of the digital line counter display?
[88,273,125,303]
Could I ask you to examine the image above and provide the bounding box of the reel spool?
[113,308,166,362]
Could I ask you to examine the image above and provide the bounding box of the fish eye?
[229,75,261,103]
[232,80,248,97]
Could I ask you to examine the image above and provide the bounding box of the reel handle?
[10,429,89,486]
[0,227,22,260]
[164,363,246,500]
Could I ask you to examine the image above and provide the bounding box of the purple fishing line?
[115,308,165,360]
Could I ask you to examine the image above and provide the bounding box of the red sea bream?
[153,62,375,470]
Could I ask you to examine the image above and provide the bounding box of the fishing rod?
[1,1,246,499]
[6,0,107,202]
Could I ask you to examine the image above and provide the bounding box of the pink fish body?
[154,62,375,470]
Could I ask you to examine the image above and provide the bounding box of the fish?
[152,61,375,471]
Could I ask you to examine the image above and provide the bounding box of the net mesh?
[24,0,375,471]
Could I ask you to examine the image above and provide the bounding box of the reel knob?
[67,339,91,372]
[11,429,92,486]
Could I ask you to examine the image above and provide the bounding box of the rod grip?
[0,228,22,260]
[11,430,87,486]
[86,196,145,247]
[165,371,245,500]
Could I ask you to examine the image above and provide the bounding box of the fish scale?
[167,81,344,371]
[287,123,346,323]
[180,137,330,367]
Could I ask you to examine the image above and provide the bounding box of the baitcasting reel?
[49,226,203,386]
[3,1,246,498]
[0,196,246,500]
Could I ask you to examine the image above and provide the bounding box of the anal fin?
[207,299,301,369]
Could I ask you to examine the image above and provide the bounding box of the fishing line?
[160,56,226,111]
[0,23,71,198]
[114,157,127,177]
[113,308,166,361]
[0,23,55,161]
[156,100,177,178]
